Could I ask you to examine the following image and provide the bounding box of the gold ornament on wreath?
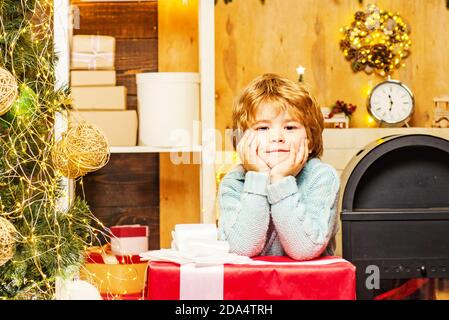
[339,4,412,77]
[0,216,17,267]
[52,122,110,179]
[0,67,19,116]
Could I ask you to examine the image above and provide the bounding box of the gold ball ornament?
[52,122,110,179]
[0,217,17,267]
[52,139,88,179]
[0,67,19,116]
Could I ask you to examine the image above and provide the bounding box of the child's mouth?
[266,150,289,153]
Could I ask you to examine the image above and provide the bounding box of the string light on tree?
[0,1,110,299]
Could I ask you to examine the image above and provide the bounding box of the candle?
[296,65,306,83]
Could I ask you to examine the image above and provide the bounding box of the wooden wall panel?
[159,153,201,249]
[115,39,158,72]
[71,1,158,39]
[77,153,160,250]
[158,0,199,72]
[158,0,200,248]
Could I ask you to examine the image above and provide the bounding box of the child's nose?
[269,129,285,143]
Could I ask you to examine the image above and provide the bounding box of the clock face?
[368,80,414,125]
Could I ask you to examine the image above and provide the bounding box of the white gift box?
[71,35,115,70]
[136,72,200,148]
[110,225,149,256]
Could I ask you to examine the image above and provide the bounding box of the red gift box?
[110,225,149,255]
[110,225,149,237]
[147,256,356,300]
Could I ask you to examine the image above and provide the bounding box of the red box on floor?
[147,256,356,300]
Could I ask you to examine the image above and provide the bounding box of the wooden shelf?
[110,145,202,153]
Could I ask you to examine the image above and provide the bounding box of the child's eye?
[256,126,269,131]
[285,126,298,130]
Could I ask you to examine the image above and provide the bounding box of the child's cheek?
[292,139,301,154]
[255,133,268,154]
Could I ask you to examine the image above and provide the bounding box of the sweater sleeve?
[218,171,271,257]
[266,165,340,260]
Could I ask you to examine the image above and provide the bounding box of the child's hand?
[270,138,309,183]
[237,129,270,173]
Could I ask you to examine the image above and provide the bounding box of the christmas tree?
[0,1,104,299]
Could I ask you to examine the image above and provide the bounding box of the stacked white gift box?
[70,35,138,146]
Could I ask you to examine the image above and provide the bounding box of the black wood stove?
[340,134,449,300]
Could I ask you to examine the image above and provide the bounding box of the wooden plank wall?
[76,154,160,250]
[72,0,160,249]
[158,0,201,248]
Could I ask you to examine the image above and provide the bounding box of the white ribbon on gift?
[179,257,350,300]
[71,52,113,70]
[180,264,224,300]
[72,36,113,70]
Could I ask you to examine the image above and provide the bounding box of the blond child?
[218,73,340,260]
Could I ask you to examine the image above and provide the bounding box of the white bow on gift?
[139,224,252,267]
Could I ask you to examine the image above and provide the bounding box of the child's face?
[250,102,308,169]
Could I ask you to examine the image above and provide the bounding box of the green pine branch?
[0,0,104,300]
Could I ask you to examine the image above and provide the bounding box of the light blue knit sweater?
[218,157,340,260]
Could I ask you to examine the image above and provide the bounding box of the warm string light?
[215,151,239,186]
[339,4,412,76]
[0,1,110,299]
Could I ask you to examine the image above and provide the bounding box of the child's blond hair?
[232,73,324,159]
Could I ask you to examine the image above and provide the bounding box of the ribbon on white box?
[71,52,113,70]
[111,236,148,256]
[72,36,113,70]
[110,224,149,256]
[178,258,349,300]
